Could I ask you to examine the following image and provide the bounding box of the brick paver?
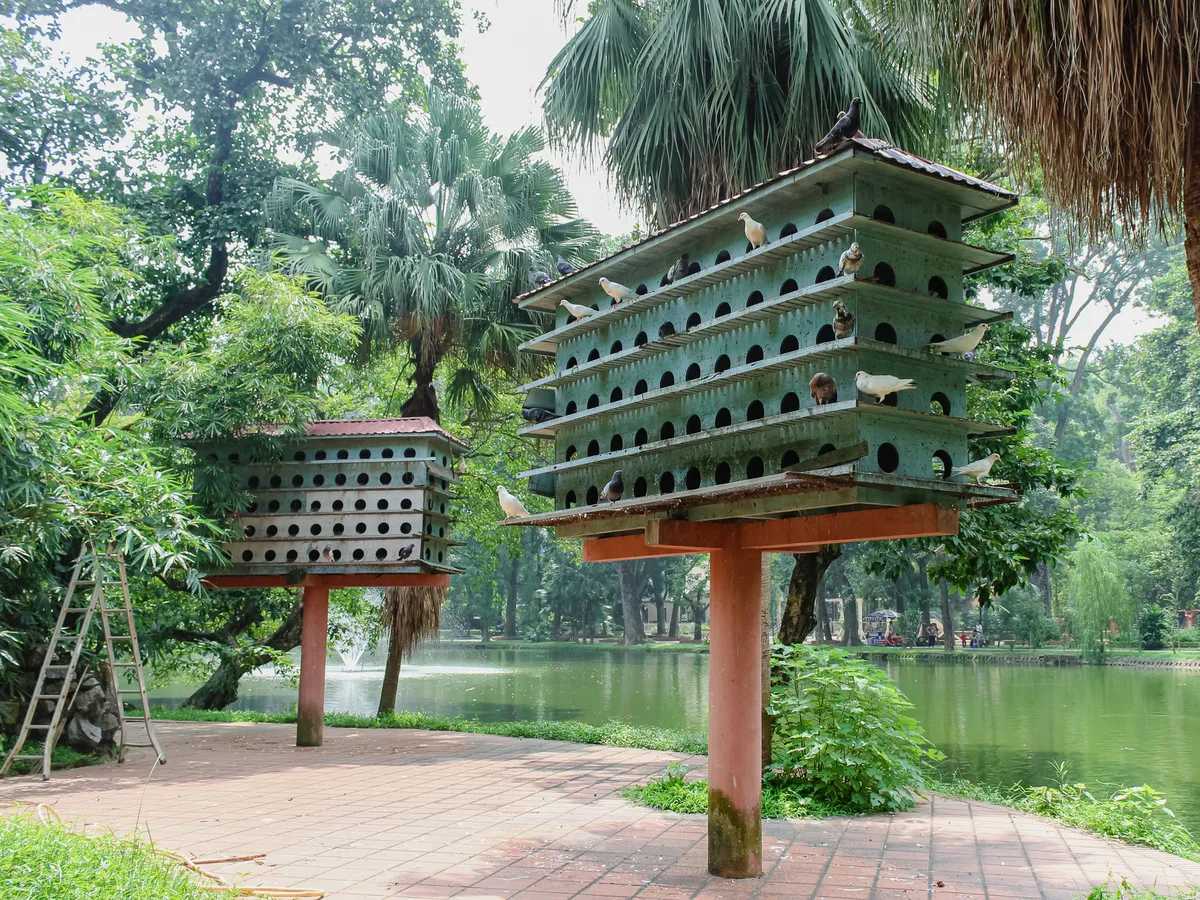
[2,722,1198,899]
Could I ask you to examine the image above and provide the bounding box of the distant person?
[974,622,983,648]
[960,631,968,648]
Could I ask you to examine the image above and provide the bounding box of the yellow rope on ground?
[35,803,62,823]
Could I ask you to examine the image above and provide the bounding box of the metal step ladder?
[1,542,165,780]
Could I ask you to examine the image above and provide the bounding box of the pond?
[150,644,1200,833]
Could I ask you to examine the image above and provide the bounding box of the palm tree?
[871,0,1200,330]
[270,90,599,418]
[377,585,445,715]
[541,0,940,227]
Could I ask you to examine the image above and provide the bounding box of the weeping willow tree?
[873,0,1200,331]
[1068,540,1131,663]
[541,0,940,227]
[377,585,448,715]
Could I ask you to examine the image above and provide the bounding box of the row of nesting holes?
[245,471,438,489]
[247,497,447,514]
[562,391,952,462]
[215,447,450,466]
[564,272,951,372]
[240,544,444,564]
[563,444,956,506]
[590,206,948,304]
[244,519,445,538]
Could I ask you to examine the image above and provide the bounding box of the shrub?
[767,644,943,812]
[1136,604,1170,650]
[1176,627,1200,646]
[620,763,837,819]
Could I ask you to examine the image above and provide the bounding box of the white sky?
[43,2,1159,346]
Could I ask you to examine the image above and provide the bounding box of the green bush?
[0,813,214,899]
[1176,627,1200,645]
[767,644,943,813]
[1136,604,1170,650]
[621,763,837,819]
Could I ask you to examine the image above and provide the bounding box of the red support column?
[707,544,763,878]
[296,585,330,747]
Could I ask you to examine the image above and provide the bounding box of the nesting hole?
[266,524,278,535]
[587,348,600,362]
[746,345,764,364]
[565,445,577,461]
[290,499,302,512]
[779,222,798,238]
[816,266,837,283]
[288,524,300,537]
[928,276,948,299]
[877,442,900,472]
[747,400,765,421]
[334,523,345,535]
[685,362,701,381]
[659,371,675,388]
[403,448,416,458]
[634,379,648,395]
[634,477,647,498]
[873,204,895,223]
[565,491,577,508]
[269,475,282,488]
[586,486,599,505]
[241,550,253,562]
[635,331,648,346]
[334,473,347,486]
[746,456,764,479]
[686,415,702,435]
[780,335,799,353]
[715,249,732,264]
[610,434,624,452]
[715,301,732,317]
[781,277,799,294]
[565,400,578,415]
[874,322,898,344]
[819,443,837,456]
[687,262,700,275]
[715,408,732,428]
[379,472,392,485]
[659,472,675,494]
[382,448,394,459]
[587,393,600,409]
[747,290,764,307]
[781,392,800,413]
[635,283,648,295]
[882,391,899,407]
[714,354,731,373]
[933,450,953,480]
[566,356,578,368]
[816,324,836,343]
[660,422,675,440]
[815,207,835,223]
[781,449,800,468]
[291,474,303,488]
[927,220,948,239]
[930,392,951,416]
[715,462,732,484]
[287,550,299,562]
[337,449,349,460]
[610,387,623,402]
[659,322,676,338]
[685,467,702,490]
[635,428,648,446]
[873,262,896,286]
[587,439,600,456]
[248,475,260,489]
[686,312,702,329]
[610,340,624,353]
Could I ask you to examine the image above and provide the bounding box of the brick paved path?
[2,722,1198,899]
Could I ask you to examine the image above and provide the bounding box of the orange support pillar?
[707,544,763,878]
[296,585,330,747]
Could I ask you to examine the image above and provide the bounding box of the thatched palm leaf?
[376,584,447,715]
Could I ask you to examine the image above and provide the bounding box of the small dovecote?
[512,139,1021,534]
[204,418,468,575]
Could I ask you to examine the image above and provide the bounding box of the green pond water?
[150,645,1200,832]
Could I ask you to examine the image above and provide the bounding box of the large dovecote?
[511,138,1021,534]
[205,418,468,577]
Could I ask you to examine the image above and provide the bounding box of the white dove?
[952,453,1001,484]
[560,299,599,320]
[929,324,990,356]
[598,277,637,303]
[738,212,767,249]
[838,242,864,277]
[855,371,916,403]
[497,486,530,520]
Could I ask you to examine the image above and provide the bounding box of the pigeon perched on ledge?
[666,253,690,284]
[952,453,1001,484]
[809,373,838,406]
[832,299,855,339]
[929,324,990,356]
[522,407,559,424]
[738,212,767,249]
[556,256,578,276]
[561,299,599,319]
[497,486,530,520]
[838,242,864,277]
[855,371,916,403]
[600,470,624,502]
[529,267,552,287]
[599,277,638,302]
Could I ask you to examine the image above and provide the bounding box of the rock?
[65,715,103,750]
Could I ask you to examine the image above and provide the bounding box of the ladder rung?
[109,636,134,641]
[111,662,138,668]
[120,742,157,748]
[26,724,51,729]
[12,754,46,760]
[35,694,66,700]
[117,689,145,694]
[122,715,146,720]
[44,665,71,670]
[64,607,92,613]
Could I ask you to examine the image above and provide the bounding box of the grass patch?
[456,640,709,654]
[0,813,217,899]
[621,764,840,819]
[1082,880,1200,899]
[152,706,709,754]
[935,768,1200,862]
[0,740,107,776]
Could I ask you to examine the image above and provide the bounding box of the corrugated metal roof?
[513,138,1016,306]
[301,417,469,448]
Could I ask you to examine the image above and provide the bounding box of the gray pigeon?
[666,253,690,284]
[815,98,862,156]
[832,299,855,339]
[530,266,552,287]
[556,256,578,276]
[600,470,624,502]
[522,407,560,424]
[397,543,415,561]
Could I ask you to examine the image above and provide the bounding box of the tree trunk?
[841,594,862,646]
[1185,103,1200,333]
[399,334,443,420]
[505,554,519,639]
[479,613,490,642]
[692,602,704,640]
[1033,562,1054,616]
[816,577,833,643]
[655,593,666,636]
[668,600,680,638]
[940,578,956,651]
[377,628,404,715]
[618,561,646,645]
[183,597,303,709]
[777,547,842,645]
[917,558,932,628]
